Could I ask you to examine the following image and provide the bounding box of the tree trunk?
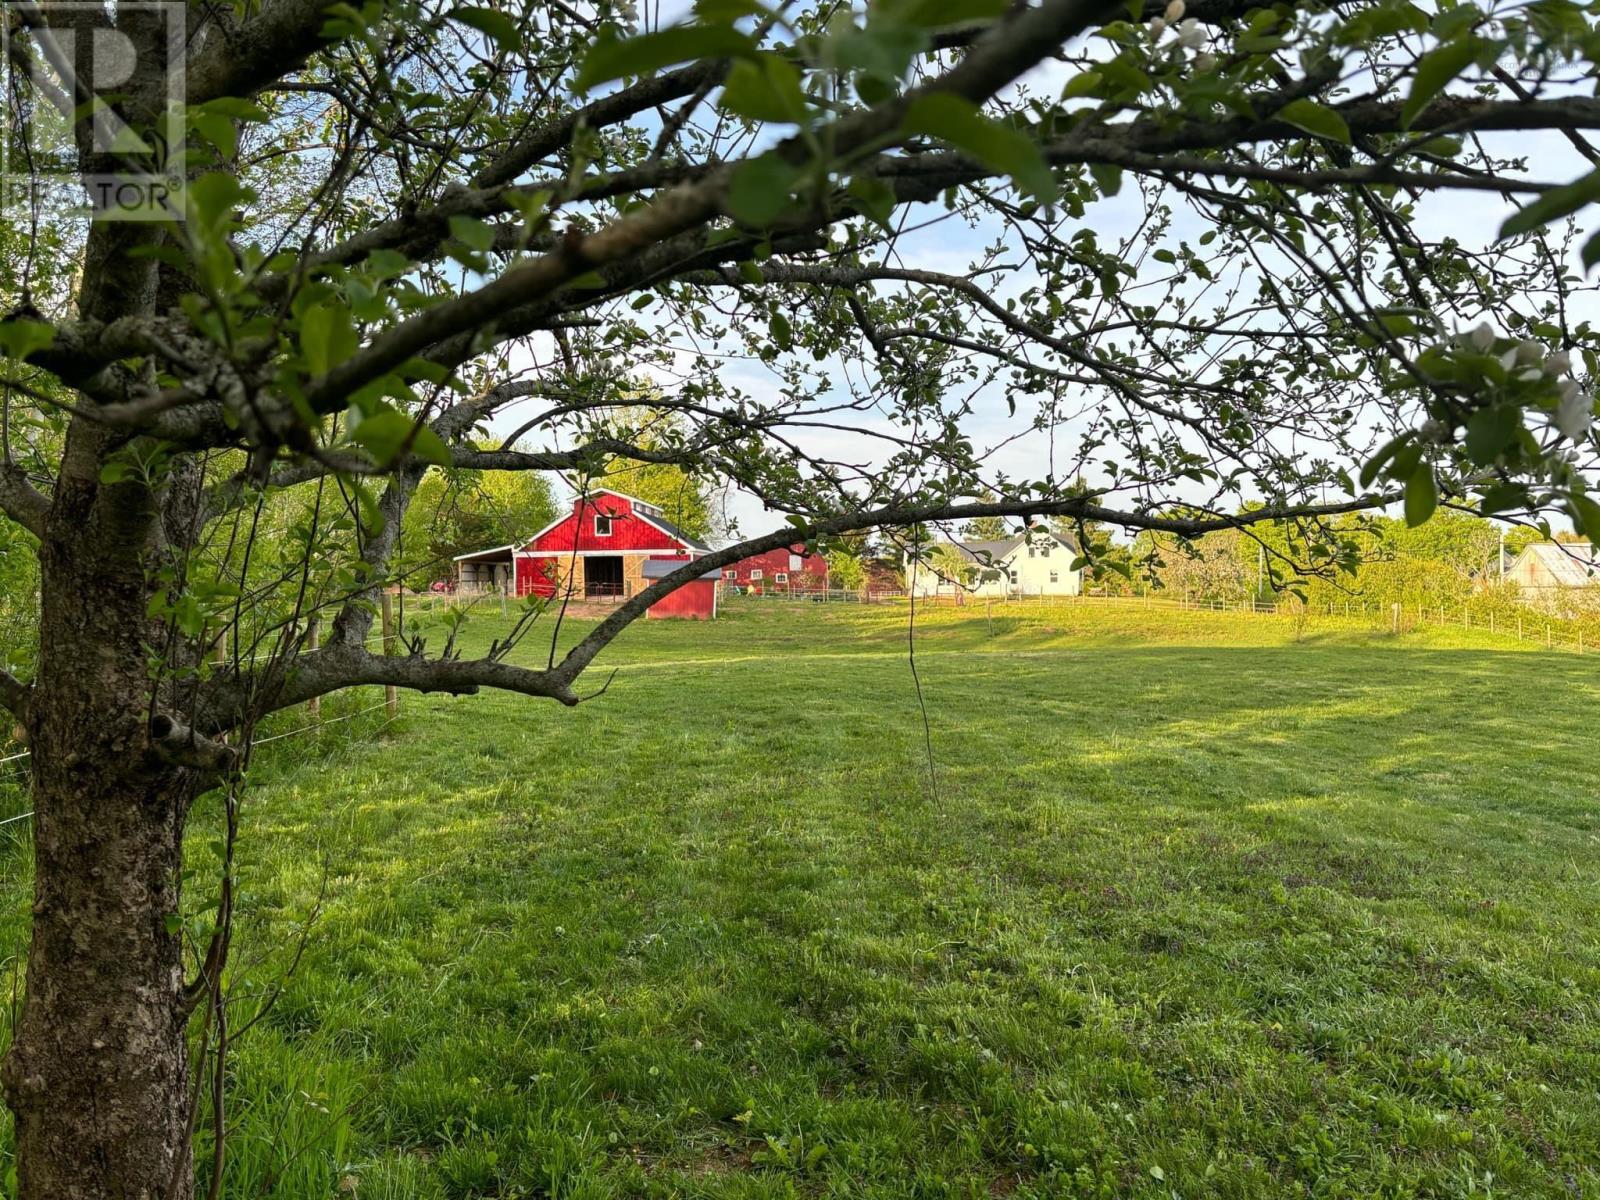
[2,425,199,1199]
[2,761,196,1200]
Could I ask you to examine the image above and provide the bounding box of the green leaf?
[453,6,520,49]
[1360,433,1410,489]
[902,92,1055,202]
[727,153,803,226]
[720,54,807,124]
[1582,230,1600,272]
[301,302,358,376]
[188,172,246,228]
[1573,493,1600,544]
[1404,464,1438,527]
[190,110,237,159]
[1088,162,1122,197]
[0,319,55,361]
[1061,70,1102,99]
[1401,37,1485,129]
[349,409,452,467]
[1276,98,1350,145]
[770,311,792,349]
[1464,405,1518,464]
[448,214,497,252]
[1499,166,1600,241]
[847,173,896,229]
[575,23,754,93]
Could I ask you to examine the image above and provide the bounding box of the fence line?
[0,699,401,834]
[805,586,1600,658]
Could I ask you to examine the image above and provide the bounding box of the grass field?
[2,598,1599,1198]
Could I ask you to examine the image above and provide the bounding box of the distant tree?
[826,550,866,593]
[1154,530,1256,603]
[594,406,727,542]
[926,543,975,588]
[400,462,559,586]
[963,492,1009,541]
[598,458,725,542]
[0,519,36,676]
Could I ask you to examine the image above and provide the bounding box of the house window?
[1028,546,1036,557]
[788,553,802,570]
[594,515,613,537]
[751,569,763,581]
[1040,545,1050,558]
[1049,571,1059,583]
[724,569,737,579]
[775,572,788,584]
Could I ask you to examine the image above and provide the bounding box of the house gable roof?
[633,508,711,552]
[1515,542,1600,586]
[641,558,719,580]
[514,489,699,553]
[938,529,1079,565]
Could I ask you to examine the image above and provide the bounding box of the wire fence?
[0,697,401,836]
[760,585,1600,657]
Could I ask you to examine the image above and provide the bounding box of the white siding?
[1002,536,1082,596]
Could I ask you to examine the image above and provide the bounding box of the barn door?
[585,556,624,597]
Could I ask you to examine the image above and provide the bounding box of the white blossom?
[1177,17,1204,48]
[1164,0,1185,20]
[1194,50,1217,71]
[1545,350,1573,376]
[1515,338,1543,368]
[1467,322,1495,352]
[1499,347,1520,371]
[1555,385,1594,441]
[1149,16,1166,35]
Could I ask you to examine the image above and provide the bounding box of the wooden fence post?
[1547,622,1552,649]
[382,591,398,717]
[306,619,320,720]
[1517,614,1523,641]
[1391,603,1399,634]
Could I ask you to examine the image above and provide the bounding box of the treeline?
[1098,512,1573,615]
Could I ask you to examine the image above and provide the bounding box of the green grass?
[3,597,1600,1198]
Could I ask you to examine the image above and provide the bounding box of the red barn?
[720,545,829,594]
[641,558,719,619]
[454,489,710,600]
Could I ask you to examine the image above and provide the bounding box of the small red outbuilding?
[641,558,720,620]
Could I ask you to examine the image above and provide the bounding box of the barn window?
[724,569,737,579]
[594,515,613,537]
[751,569,764,581]
[775,572,788,584]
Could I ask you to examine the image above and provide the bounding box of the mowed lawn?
[3,599,1599,1198]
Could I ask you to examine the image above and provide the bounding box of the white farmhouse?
[906,530,1083,598]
